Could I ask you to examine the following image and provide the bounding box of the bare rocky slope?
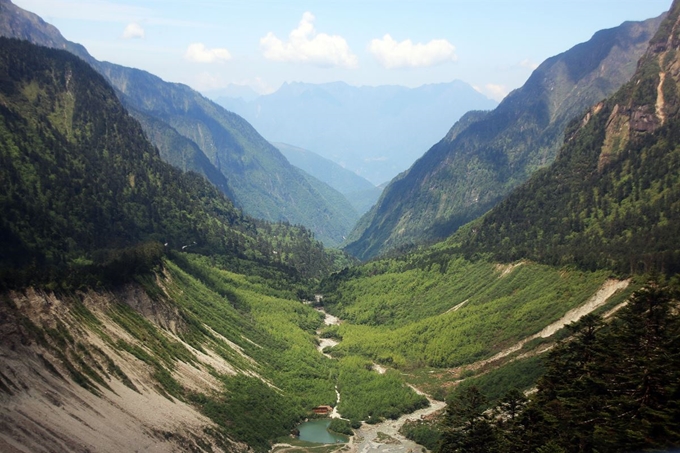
[0,284,249,453]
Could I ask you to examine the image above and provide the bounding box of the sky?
[12,0,671,102]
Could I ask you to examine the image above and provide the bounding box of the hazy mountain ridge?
[0,0,355,246]
[344,15,665,260]
[217,80,498,185]
[272,142,381,215]
[97,62,358,245]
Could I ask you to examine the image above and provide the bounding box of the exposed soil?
[0,287,247,453]
[451,278,630,374]
[345,392,445,453]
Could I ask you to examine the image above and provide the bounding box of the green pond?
[297,419,348,444]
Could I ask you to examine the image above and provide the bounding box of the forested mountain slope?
[428,5,680,450]
[345,14,664,260]
[0,37,336,287]
[0,0,356,246]
[458,1,680,275]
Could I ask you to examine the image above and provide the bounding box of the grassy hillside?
[320,242,629,370]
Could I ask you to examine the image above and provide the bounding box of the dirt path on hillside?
[460,278,630,372]
[316,308,341,357]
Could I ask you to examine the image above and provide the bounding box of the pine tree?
[439,386,498,453]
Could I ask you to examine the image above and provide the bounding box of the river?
[304,308,446,453]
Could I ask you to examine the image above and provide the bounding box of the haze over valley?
[218,80,498,185]
[1,1,680,453]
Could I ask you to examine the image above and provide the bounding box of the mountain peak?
[456,0,680,275]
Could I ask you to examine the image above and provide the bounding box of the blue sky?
[12,0,670,101]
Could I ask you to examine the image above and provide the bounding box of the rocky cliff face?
[597,4,680,170]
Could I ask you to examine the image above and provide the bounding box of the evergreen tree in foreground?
[439,282,680,453]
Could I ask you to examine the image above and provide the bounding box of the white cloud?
[520,59,539,70]
[184,43,232,63]
[368,34,457,69]
[483,83,508,101]
[122,22,145,39]
[260,12,358,68]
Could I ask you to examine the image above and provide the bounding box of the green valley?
[1,0,680,452]
[319,250,623,369]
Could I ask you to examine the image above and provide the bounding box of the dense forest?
[0,37,340,289]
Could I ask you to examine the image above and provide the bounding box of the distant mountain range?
[216,80,498,185]
[344,14,665,260]
[0,0,357,246]
[205,84,260,102]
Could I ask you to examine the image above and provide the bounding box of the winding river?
[304,308,446,453]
